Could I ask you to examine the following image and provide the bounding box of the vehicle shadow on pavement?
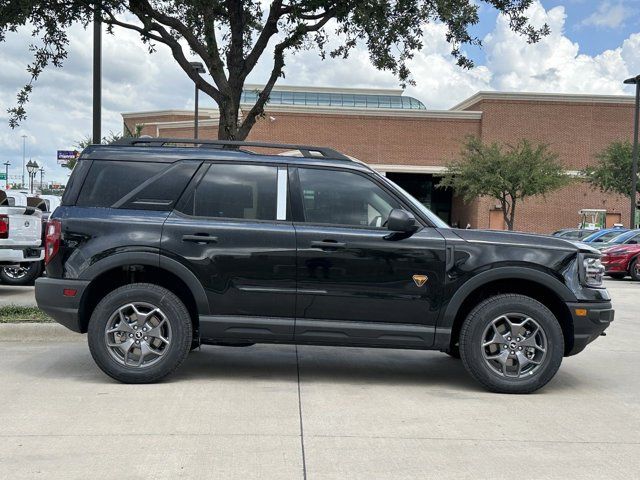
[164,345,480,391]
[18,341,580,393]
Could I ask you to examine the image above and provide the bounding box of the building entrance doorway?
[385,172,453,224]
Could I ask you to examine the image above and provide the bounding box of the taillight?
[0,214,8,239]
[45,219,61,265]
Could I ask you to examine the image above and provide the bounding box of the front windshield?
[584,230,624,243]
[381,176,450,228]
[609,230,637,244]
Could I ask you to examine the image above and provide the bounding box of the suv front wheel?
[459,294,564,394]
[88,283,193,383]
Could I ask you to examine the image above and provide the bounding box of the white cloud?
[0,1,638,182]
[580,2,630,29]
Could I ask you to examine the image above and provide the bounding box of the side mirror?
[628,240,637,245]
[387,209,418,233]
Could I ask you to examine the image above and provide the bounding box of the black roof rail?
[110,137,352,161]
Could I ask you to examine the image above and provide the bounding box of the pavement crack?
[295,344,308,480]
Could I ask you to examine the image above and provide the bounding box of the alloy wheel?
[104,302,172,368]
[481,313,547,378]
[2,266,29,280]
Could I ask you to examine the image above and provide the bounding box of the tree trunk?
[503,199,516,231]
[216,97,244,140]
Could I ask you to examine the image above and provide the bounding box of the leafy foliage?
[439,137,569,230]
[2,1,548,140]
[584,141,639,198]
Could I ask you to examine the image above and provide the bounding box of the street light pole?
[39,167,45,190]
[3,162,9,190]
[189,62,206,139]
[26,160,39,194]
[93,0,102,144]
[21,134,26,188]
[624,74,640,229]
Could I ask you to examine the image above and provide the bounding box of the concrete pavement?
[0,285,38,307]
[0,280,638,479]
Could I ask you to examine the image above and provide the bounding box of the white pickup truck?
[0,190,44,283]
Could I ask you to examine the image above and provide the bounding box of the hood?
[602,244,640,254]
[450,228,599,254]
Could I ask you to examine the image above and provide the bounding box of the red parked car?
[601,243,640,280]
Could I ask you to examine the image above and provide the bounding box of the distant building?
[122,85,635,233]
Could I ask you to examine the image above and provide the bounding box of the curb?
[0,323,82,342]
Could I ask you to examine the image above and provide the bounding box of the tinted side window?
[119,160,201,211]
[77,161,165,207]
[297,168,401,227]
[183,163,278,220]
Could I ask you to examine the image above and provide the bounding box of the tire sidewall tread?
[459,294,564,394]
[87,283,192,384]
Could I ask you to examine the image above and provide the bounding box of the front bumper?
[566,301,614,356]
[35,277,90,333]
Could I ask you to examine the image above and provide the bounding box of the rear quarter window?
[75,160,199,210]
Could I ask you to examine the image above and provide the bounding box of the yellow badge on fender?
[412,274,428,287]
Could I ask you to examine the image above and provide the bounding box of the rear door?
[290,166,446,348]
[161,161,296,343]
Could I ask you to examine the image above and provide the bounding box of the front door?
[290,167,446,348]
[161,162,296,342]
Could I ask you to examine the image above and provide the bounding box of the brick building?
[122,85,637,234]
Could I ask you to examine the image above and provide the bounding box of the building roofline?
[451,91,636,111]
[243,83,404,96]
[123,105,481,122]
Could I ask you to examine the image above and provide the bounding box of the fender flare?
[435,266,577,347]
[79,251,209,315]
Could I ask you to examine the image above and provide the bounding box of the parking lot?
[0,279,638,479]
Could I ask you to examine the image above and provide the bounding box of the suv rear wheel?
[459,294,564,394]
[88,283,192,383]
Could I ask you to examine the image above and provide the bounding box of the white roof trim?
[451,91,636,111]
[124,106,481,122]
[370,164,448,174]
[250,104,482,119]
[122,109,219,119]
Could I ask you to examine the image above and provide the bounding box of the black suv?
[36,138,613,393]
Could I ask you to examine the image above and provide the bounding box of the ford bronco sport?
[35,138,613,393]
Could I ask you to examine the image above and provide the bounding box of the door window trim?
[288,165,427,230]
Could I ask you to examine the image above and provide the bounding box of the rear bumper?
[0,248,43,265]
[566,301,614,356]
[35,277,90,333]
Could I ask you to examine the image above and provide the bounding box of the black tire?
[630,258,640,281]
[459,294,564,394]
[0,261,42,286]
[88,283,193,384]
[607,273,626,280]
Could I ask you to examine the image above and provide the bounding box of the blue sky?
[1,0,639,182]
[467,0,640,63]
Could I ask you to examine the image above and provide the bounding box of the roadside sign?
[57,150,79,165]
[0,173,5,180]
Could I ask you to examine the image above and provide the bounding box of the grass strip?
[0,305,53,323]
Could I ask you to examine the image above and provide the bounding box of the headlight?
[579,254,605,287]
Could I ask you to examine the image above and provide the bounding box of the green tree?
[440,137,569,230]
[2,1,548,140]
[584,141,639,198]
